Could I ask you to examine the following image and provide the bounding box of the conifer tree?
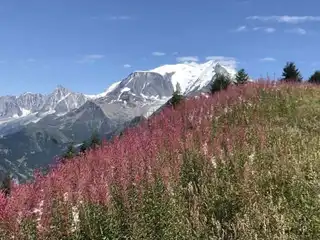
[281,62,302,82]
[79,140,88,154]
[63,143,75,159]
[0,173,11,197]
[235,68,249,85]
[308,70,320,84]
[89,131,101,149]
[210,73,231,94]
[170,82,184,107]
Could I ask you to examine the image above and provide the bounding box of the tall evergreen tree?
[210,73,231,94]
[0,173,11,197]
[235,68,249,85]
[308,70,320,84]
[170,83,184,107]
[175,82,182,93]
[62,143,75,160]
[89,131,101,149]
[79,140,88,154]
[281,62,302,82]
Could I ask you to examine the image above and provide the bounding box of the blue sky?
[0,0,320,95]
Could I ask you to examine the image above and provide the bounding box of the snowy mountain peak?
[86,60,237,101]
[102,71,173,103]
[150,60,236,94]
[53,85,70,95]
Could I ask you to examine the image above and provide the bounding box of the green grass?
[4,83,320,239]
[79,85,320,239]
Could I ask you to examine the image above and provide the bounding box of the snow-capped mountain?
[0,86,87,121]
[88,60,236,105]
[0,60,236,134]
[39,85,87,115]
[102,71,174,103]
[0,60,237,182]
[149,60,237,94]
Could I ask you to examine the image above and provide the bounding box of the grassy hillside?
[1,81,320,239]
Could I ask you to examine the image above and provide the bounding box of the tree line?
[171,61,320,107]
[61,131,102,161]
[170,67,251,106]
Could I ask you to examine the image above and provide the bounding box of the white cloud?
[285,27,307,35]
[247,15,320,24]
[260,57,276,62]
[109,15,132,21]
[235,25,247,32]
[176,56,199,62]
[237,26,275,33]
[206,56,238,68]
[85,54,104,59]
[77,54,105,63]
[123,64,131,68]
[264,27,276,33]
[152,52,166,56]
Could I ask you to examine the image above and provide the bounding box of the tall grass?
[1,81,320,239]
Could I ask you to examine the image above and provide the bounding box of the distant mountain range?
[0,60,237,182]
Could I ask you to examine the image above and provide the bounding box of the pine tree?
[235,68,249,85]
[281,62,302,82]
[89,131,101,149]
[79,140,88,154]
[170,83,184,107]
[62,143,75,159]
[210,73,231,94]
[308,70,320,84]
[0,173,11,197]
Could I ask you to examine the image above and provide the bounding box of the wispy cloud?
[238,26,275,33]
[235,25,247,32]
[253,27,262,31]
[152,52,166,56]
[206,56,238,68]
[176,56,199,62]
[260,57,276,62]
[285,27,307,35]
[247,15,320,24]
[77,54,105,63]
[123,64,132,68]
[109,15,132,21]
[264,27,276,33]
[172,52,179,56]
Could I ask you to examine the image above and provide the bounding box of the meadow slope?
[1,81,320,239]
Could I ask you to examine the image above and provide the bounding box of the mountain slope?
[0,60,237,182]
[3,82,320,239]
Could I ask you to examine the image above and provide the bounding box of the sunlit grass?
[1,81,320,239]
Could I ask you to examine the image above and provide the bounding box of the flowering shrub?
[1,81,320,239]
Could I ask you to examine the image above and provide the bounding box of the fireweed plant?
[1,81,320,239]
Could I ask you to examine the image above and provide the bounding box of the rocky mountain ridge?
[0,60,237,182]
